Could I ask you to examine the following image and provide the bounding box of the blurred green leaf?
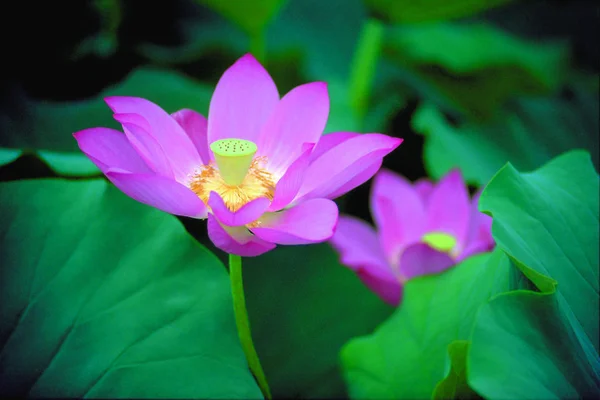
[365,0,512,23]
[0,67,213,176]
[72,0,122,60]
[0,179,261,398]
[197,0,286,36]
[0,148,21,167]
[139,0,401,134]
[242,244,393,398]
[469,150,599,398]
[384,22,567,118]
[470,291,599,399]
[432,341,480,399]
[412,84,599,185]
[340,250,521,398]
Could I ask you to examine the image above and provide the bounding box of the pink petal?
[251,198,338,245]
[326,158,383,200]
[357,269,403,306]
[457,239,493,262]
[425,169,470,251]
[208,192,270,227]
[371,169,427,264]
[309,132,359,162]
[207,214,276,257]
[414,178,434,205]
[295,134,402,201]
[467,190,494,244]
[207,54,279,145]
[105,96,202,183]
[329,216,391,277]
[259,82,329,176]
[105,170,207,218]
[171,109,211,164]
[113,114,174,179]
[268,144,315,212]
[73,127,151,174]
[459,189,494,261]
[399,243,455,280]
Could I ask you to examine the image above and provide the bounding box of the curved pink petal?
[208,192,270,227]
[466,190,494,245]
[105,96,202,183]
[105,170,207,218]
[207,214,276,257]
[330,216,390,276]
[331,215,403,306]
[208,54,279,145]
[259,82,329,176]
[399,243,455,280]
[113,114,174,179]
[310,132,359,162]
[371,169,427,264]
[414,178,434,205]
[251,198,338,245]
[357,269,403,306]
[326,158,383,200]
[268,144,314,212]
[171,108,211,164]
[457,239,494,262]
[459,190,494,261]
[295,134,402,201]
[425,169,470,251]
[73,128,151,174]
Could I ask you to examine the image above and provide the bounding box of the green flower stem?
[348,18,385,121]
[249,30,267,64]
[229,254,271,399]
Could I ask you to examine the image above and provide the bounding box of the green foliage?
[364,0,512,23]
[432,341,480,399]
[197,0,286,36]
[470,150,600,398]
[384,22,567,118]
[72,0,122,59]
[0,68,213,175]
[341,250,521,398]
[412,83,600,185]
[0,179,261,398]
[341,150,599,399]
[243,244,394,398]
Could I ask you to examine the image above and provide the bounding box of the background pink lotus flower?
[74,54,402,257]
[330,168,495,305]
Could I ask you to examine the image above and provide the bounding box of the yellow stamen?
[422,232,457,254]
[189,156,275,212]
[210,138,258,186]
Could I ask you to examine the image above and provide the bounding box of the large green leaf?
[340,250,524,398]
[0,179,261,398]
[431,341,480,400]
[412,84,599,185]
[241,243,394,398]
[470,290,599,399]
[0,67,213,175]
[384,22,567,118]
[469,150,600,398]
[365,0,512,23]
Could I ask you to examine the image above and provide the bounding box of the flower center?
[210,138,258,186]
[422,231,457,254]
[189,138,275,212]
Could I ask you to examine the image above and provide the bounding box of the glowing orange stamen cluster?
[189,156,275,212]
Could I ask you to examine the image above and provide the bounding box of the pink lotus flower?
[330,169,494,305]
[74,54,402,257]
